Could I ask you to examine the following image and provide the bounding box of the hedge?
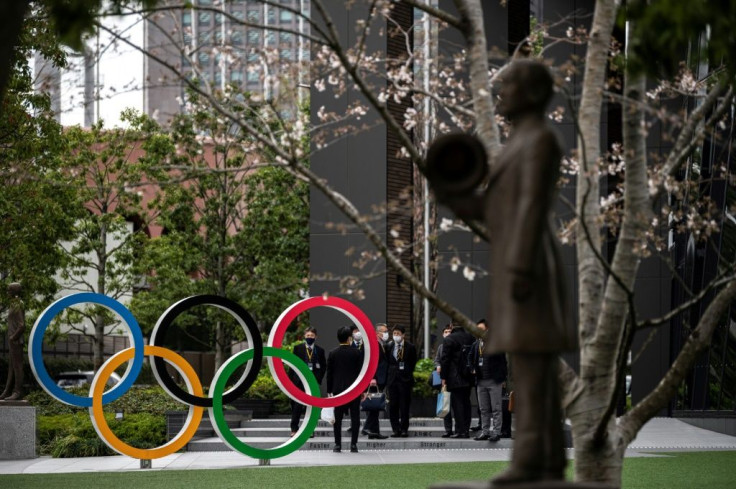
[38,412,166,457]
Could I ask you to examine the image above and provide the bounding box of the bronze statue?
[427,60,576,486]
[1,282,26,401]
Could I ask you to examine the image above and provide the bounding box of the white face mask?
[443,332,450,338]
[353,332,362,341]
[393,335,402,343]
[381,332,389,341]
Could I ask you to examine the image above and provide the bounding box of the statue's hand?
[511,274,533,302]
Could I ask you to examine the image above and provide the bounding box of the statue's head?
[7,283,21,296]
[496,60,555,119]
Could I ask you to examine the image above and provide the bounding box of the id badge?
[399,361,405,371]
[478,358,484,367]
[315,363,321,369]
[308,362,314,370]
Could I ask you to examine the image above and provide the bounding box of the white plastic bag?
[320,406,336,425]
[436,387,451,418]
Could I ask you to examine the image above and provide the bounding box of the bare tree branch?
[636,272,736,329]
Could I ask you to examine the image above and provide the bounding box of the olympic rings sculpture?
[29,293,378,460]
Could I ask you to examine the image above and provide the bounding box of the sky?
[36,13,145,128]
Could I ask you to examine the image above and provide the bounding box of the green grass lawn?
[1,452,735,489]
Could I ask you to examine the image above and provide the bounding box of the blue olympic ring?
[29,293,145,407]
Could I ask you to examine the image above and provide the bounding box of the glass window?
[247,69,259,82]
[267,9,276,24]
[247,30,260,44]
[265,31,275,45]
[198,30,212,45]
[279,32,292,44]
[233,10,245,21]
[182,12,192,26]
[280,48,292,60]
[198,52,210,65]
[280,10,293,23]
[231,70,244,82]
[198,12,211,24]
[231,31,243,45]
[215,13,223,25]
[246,10,259,22]
[215,30,223,44]
[214,70,222,85]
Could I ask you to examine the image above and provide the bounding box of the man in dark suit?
[362,323,390,439]
[440,323,476,438]
[386,325,417,437]
[470,319,508,442]
[289,327,326,436]
[350,324,365,351]
[326,326,363,453]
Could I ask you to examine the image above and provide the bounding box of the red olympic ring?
[267,296,378,408]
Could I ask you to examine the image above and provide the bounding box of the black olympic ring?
[149,295,263,407]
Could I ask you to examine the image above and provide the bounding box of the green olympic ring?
[209,346,321,459]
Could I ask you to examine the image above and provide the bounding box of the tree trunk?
[452,0,501,161]
[572,66,648,487]
[575,0,617,347]
[94,223,108,371]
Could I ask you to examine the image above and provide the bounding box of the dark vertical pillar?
[385,2,414,332]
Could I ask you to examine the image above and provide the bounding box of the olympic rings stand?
[28,293,378,468]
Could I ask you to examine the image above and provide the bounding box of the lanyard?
[397,344,404,361]
[306,346,314,362]
[478,341,483,356]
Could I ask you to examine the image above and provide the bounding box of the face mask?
[305,337,315,346]
[353,332,362,341]
[381,332,389,341]
[443,332,450,338]
[393,335,402,343]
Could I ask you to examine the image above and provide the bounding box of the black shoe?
[390,432,402,438]
[333,444,341,453]
[361,430,370,436]
[474,434,490,441]
[441,432,453,438]
[488,434,501,442]
[368,433,388,440]
[450,433,469,439]
[470,425,482,432]
[400,432,409,438]
[350,444,358,453]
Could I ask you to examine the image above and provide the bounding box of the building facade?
[308,0,735,429]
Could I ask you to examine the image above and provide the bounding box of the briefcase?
[360,386,386,411]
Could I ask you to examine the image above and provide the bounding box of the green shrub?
[108,412,166,448]
[28,384,186,416]
[39,412,167,457]
[414,358,436,373]
[106,385,187,416]
[412,371,435,398]
[246,370,290,414]
[49,434,113,458]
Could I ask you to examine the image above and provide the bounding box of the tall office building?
[144,0,310,124]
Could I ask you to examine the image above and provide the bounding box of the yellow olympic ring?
[90,345,204,459]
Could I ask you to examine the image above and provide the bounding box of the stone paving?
[1,418,735,474]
